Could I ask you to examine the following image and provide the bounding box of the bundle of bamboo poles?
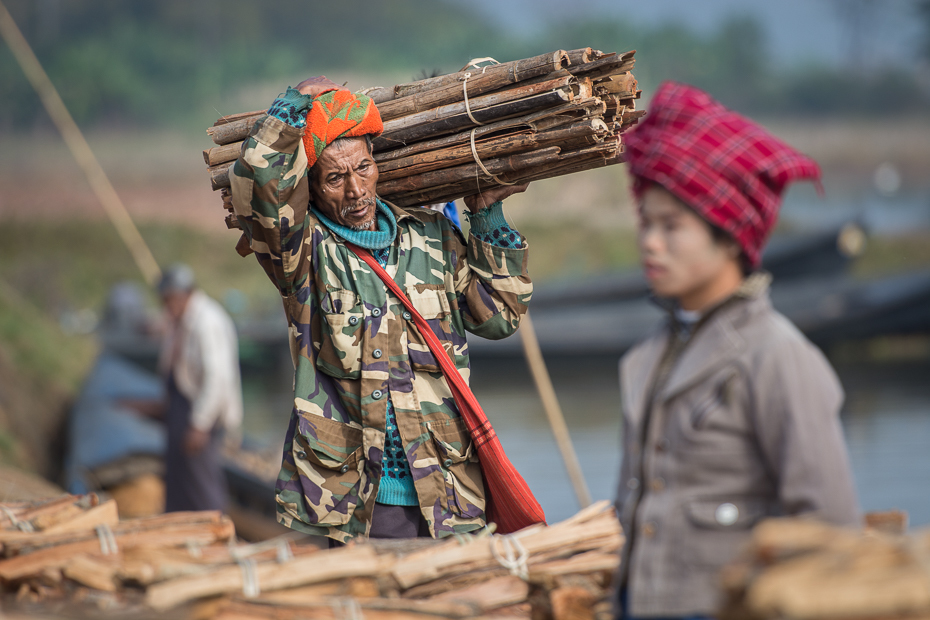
[719,512,926,620]
[202,47,643,230]
[1,495,622,620]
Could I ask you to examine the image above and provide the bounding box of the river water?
[242,352,930,527]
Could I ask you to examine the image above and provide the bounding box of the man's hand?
[463,183,530,213]
[296,76,343,98]
[185,427,211,456]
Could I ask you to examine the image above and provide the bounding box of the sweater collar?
[312,199,398,250]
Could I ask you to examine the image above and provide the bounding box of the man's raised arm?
[229,77,341,296]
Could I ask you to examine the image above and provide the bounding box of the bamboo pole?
[519,312,591,509]
[0,0,161,286]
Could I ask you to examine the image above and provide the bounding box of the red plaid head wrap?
[625,82,821,268]
[302,88,383,170]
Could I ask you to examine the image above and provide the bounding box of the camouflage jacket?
[230,113,532,542]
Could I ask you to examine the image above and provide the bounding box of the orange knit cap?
[301,88,383,170]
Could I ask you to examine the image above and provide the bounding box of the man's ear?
[727,241,742,259]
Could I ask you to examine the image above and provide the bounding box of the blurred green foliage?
[2,0,928,131]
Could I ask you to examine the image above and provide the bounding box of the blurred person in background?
[229,76,531,544]
[127,264,242,512]
[612,83,860,619]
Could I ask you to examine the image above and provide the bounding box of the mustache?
[340,197,377,219]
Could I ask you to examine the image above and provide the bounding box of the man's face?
[637,185,737,304]
[310,137,379,231]
[161,291,191,323]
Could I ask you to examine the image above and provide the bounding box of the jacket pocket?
[427,419,486,519]
[292,409,367,526]
[405,285,454,373]
[315,288,364,380]
[681,497,770,566]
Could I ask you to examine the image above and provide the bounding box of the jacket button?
[340,463,350,473]
[626,477,640,490]
[295,450,308,460]
[348,316,360,326]
[372,308,382,317]
[402,311,412,321]
[443,459,453,468]
[715,503,739,526]
[642,521,657,538]
[373,349,383,359]
[650,477,666,492]
[372,389,384,400]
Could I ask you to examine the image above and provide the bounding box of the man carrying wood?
[613,83,860,618]
[230,77,531,543]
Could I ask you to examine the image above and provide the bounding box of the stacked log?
[202,48,643,230]
[719,513,930,620]
[1,495,622,620]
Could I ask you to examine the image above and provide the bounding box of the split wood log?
[215,598,480,620]
[40,499,118,537]
[550,585,598,620]
[28,504,83,532]
[391,501,621,590]
[0,518,235,581]
[0,495,96,530]
[145,543,391,611]
[0,500,118,547]
[241,596,481,619]
[258,577,381,603]
[428,574,530,612]
[62,554,119,592]
[2,510,226,558]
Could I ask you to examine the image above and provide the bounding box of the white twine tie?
[489,534,530,580]
[95,524,118,555]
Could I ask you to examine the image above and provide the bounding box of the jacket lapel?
[622,332,669,428]
[659,310,745,403]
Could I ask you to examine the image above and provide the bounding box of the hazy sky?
[453,0,925,69]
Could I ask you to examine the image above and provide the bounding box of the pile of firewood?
[203,47,643,230]
[719,513,926,620]
[1,495,622,619]
[0,494,236,612]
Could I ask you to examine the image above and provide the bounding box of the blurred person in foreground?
[130,265,243,512]
[229,77,531,544]
[613,83,859,619]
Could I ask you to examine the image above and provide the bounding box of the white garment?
[158,290,243,432]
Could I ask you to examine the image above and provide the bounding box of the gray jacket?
[615,274,859,617]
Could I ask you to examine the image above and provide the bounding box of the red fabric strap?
[345,243,546,534]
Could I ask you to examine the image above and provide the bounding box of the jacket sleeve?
[452,201,532,340]
[750,334,860,526]
[230,88,315,297]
